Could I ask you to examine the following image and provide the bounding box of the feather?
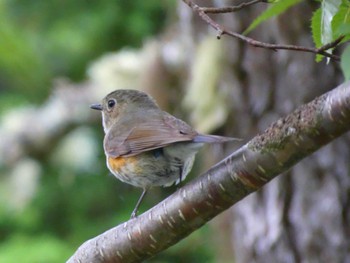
[193,134,241,143]
[104,112,198,158]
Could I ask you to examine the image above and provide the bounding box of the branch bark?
[68,81,350,263]
[182,0,342,61]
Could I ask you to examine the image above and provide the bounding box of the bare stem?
[200,0,265,13]
[182,0,342,61]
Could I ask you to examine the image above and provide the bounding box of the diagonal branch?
[183,0,342,61]
[67,81,350,263]
[200,0,266,13]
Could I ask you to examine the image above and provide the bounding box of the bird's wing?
[104,113,198,158]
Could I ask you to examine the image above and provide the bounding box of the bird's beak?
[90,103,103,111]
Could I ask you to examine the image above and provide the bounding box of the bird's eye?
[107,99,116,109]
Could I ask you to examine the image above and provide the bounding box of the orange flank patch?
[107,156,141,173]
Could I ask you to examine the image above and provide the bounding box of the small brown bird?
[91,89,239,218]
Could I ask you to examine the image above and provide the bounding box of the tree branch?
[182,0,342,61]
[67,81,350,263]
[200,0,266,14]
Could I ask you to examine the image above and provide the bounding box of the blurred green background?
[0,1,218,262]
[0,0,169,107]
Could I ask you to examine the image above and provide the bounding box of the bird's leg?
[131,188,147,219]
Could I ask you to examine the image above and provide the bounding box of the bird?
[90,89,239,218]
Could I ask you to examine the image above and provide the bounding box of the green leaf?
[341,45,350,80]
[244,0,303,34]
[341,0,350,8]
[312,0,343,62]
[336,23,350,35]
[311,8,324,62]
[332,3,350,40]
[312,8,323,48]
[320,0,342,45]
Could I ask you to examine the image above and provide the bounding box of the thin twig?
[200,0,265,13]
[317,35,344,52]
[183,0,341,61]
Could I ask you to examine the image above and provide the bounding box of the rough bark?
[183,1,349,262]
[67,81,350,263]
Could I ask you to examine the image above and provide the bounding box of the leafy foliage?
[245,0,350,77]
[2,1,350,262]
[0,0,171,106]
[244,0,303,34]
[0,235,71,263]
[332,1,350,39]
[341,45,350,80]
[312,8,323,49]
[311,0,343,61]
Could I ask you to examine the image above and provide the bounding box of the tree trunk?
[178,1,349,262]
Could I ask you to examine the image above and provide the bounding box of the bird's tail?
[193,134,241,144]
